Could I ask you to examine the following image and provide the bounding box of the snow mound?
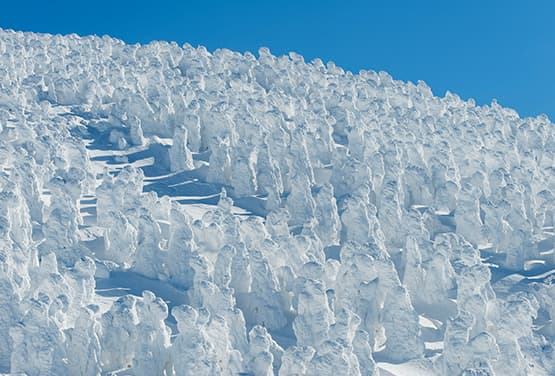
[0,28,554,375]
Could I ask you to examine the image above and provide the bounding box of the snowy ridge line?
[0,28,554,375]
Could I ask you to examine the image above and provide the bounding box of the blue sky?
[1,0,553,120]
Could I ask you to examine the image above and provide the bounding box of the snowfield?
[0,28,554,375]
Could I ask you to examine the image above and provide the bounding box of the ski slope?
[0,28,555,375]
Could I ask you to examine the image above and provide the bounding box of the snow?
[0,28,555,375]
[377,360,437,376]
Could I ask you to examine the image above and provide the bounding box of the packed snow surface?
[0,29,554,375]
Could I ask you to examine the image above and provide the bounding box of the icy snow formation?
[0,28,555,375]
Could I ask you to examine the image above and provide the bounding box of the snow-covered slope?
[1,28,554,375]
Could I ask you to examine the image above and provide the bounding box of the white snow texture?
[0,29,554,376]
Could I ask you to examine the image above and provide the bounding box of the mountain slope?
[0,29,554,375]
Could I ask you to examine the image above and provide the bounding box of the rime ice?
[0,29,554,375]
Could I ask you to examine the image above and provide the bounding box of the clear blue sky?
[1,0,554,120]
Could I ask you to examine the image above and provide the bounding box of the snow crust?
[0,28,554,375]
